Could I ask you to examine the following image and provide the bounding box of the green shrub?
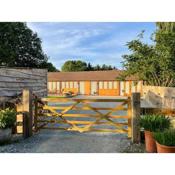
[154,130,175,146]
[140,114,170,132]
[0,108,16,129]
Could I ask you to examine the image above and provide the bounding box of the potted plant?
[0,108,16,143]
[140,114,170,153]
[154,130,175,153]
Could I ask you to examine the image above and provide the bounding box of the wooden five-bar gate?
[35,97,131,136]
[15,89,141,143]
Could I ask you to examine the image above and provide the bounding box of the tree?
[0,22,57,71]
[108,65,113,70]
[61,60,88,72]
[93,64,114,71]
[94,64,101,71]
[102,64,107,70]
[40,61,58,72]
[122,22,175,87]
[156,22,175,32]
[87,62,93,71]
[61,60,117,72]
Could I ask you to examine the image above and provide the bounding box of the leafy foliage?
[61,60,88,72]
[87,62,93,71]
[0,22,57,71]
[61,60,116,72]
[122,22,175,87]
[93,64,114,71]
[40,61,58,72]
[156,22,175,32]
[0,108,16,129]
[154,129,175,146]
[140,114,170,132]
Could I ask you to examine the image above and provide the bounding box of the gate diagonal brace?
[43,101,85,131]
[74,101,128,132]
[44,102,99,133]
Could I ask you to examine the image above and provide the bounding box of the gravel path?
[0,130,133,153]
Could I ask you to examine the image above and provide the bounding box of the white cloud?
[27,22,154,70]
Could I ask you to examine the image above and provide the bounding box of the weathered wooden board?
[142,85,175,109]
[0,68,47,98]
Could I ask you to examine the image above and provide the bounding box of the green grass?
[47,95,76,98]
[47,96,67,98]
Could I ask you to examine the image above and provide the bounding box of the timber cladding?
[0,68,47,98]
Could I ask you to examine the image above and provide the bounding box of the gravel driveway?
[0,130,131,153]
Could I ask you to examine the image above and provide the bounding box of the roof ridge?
[49,70,123,74]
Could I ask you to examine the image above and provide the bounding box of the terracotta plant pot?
[156,142,175,153]
[144,130,157,153]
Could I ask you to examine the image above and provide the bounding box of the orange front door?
[85,81,91,95]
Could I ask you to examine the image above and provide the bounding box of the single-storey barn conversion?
[47,70,143,96]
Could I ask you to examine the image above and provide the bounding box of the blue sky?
[27,22,156,70]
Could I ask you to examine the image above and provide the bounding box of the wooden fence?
[0,68,47,102]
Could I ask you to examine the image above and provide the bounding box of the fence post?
[22,89,33,138]
[127,96,131,138]
[131,92,141,143]
[23,112,29,138]
[34,96,38,131]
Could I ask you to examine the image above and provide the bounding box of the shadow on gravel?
[30,130,130,153]
[0,130,130,153]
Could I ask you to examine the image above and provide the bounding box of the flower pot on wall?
[0,128,12,143]
[156,142,175,153]
[144,130,157,153]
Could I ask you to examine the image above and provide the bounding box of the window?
[62,82,65,88]
[114,81,117,89]
[57,82,60,90]
[137,81,141,92]
[133,81,138,86]
[131,81,136,92]
[108,81,113,89]
[52,82,56,90]
[70,82,73,88]
[66,82,69,88]
[74,82,78,88]
[48,82,52,90]
[99,81,103,89]
[125,81,130,94]
[104,81,108,89]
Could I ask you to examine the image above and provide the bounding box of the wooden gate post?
[131,92,141,143]
[34,96,38,131]
[22,89,33,138]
